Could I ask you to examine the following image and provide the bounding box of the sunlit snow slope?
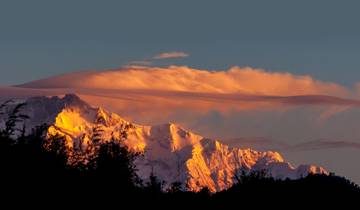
[0,94,327,192]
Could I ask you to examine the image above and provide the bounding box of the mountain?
[0,94,328,192]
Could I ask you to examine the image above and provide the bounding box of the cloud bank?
[12,65,360,121]
[19,65,348,96]
[227,137,360,152]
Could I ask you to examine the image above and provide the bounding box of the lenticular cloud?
[4,65,359,123]
[19,65,348,97]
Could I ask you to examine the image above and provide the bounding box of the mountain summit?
[0,94,328,192]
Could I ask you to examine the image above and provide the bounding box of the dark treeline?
[0,102,359,206]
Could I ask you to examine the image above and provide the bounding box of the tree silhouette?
[145,169,165,195]
[0,99,359,205]
[167,181,183,193]
[91,140,142,191]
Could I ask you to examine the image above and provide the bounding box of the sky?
[1,1,360,183]
[1,0,360,86]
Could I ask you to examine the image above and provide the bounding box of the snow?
[0,94,328,192]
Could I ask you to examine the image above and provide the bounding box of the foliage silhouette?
[0,100,359,206]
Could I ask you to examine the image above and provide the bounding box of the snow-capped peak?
[0,94,328,192]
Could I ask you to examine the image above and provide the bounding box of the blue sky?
[1,0,360,85]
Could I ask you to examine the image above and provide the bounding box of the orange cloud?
[6,65,358,128]
[19,65,349,97]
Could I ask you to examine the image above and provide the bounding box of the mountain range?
[0,94,328,192]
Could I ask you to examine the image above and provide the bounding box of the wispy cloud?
[225,137,289,151]
[126,51,189,66]
[126,60,152,66]
[226,137,360,151]
[153,51,189,59]
[286,140,360,151]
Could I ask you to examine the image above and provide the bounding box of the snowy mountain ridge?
[0,94,328,192]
